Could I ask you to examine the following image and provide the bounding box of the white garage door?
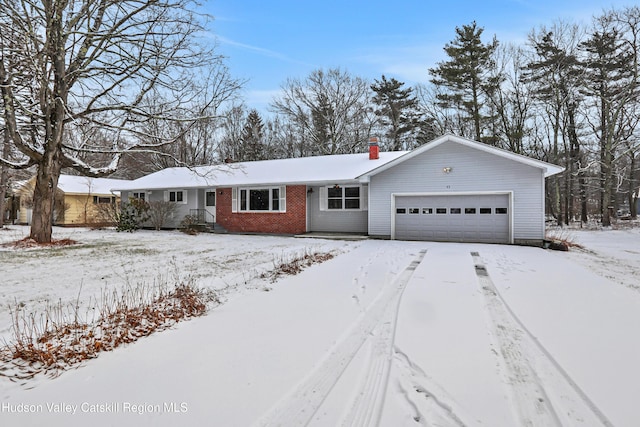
[394,194,510,243]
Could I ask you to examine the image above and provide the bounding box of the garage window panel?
[409,208,420,214]
[496,207,508,214]
[465,208,476,214]
[450,208,462,214]
[436,208,447,214]
[422,208,433,214]
[396,208,407,214]
[480,208,492,214]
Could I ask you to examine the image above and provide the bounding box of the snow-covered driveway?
[1,228,639,427]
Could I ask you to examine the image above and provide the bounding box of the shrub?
[179,214,200,235]
[0,280,218,377]
[147,201,178,231]
[116,198,150,232]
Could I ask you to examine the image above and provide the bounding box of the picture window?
[238,187,284,212]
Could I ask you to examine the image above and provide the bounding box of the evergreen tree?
[429,21,499,143]
[240,109,267,161]
[371,75,423,151]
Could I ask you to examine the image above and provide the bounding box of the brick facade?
[216,185,307,234]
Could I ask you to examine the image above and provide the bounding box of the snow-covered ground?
[0,225,638,426]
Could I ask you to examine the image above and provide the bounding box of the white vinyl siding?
[309,184,368,233]
[368,141,545,242]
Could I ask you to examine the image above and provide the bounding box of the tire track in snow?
[472,252,614,427]
[390,347,467,426]
[339,260,416,427]
[255,250,427,427]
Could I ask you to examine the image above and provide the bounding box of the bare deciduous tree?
[272,68,374,156]
[0,0,236,242]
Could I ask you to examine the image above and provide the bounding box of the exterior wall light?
[443,167,453,174]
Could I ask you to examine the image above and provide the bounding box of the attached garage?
[361,135,565,246]
[394,193,511,243]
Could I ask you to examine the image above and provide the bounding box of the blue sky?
[204,0,632,112]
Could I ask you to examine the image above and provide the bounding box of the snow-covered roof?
[112,151,408,191]
[57,175,131,195]
[359,135,565,179]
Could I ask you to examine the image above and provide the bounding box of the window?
[166,190,187,204]
[436,208,447,214]
[237,187,285,212]
[344,187,360,209]
[480,208,492,214]
[409,208,420,214]
[465,208,476,214]
[323,186,362,210]
[496,207,508,214]
[422,208,433,214]
[327,187,343,209]
[450,208,462,214]
[93,196,115,204]
[206,191,216,207]
[132,192,146,201]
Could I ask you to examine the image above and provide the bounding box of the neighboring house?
[16,175,130,226]
[113,135,564,245]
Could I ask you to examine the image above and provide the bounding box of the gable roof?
[113,151,408,191]
[358,134,565,179]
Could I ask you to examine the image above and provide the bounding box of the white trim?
[319,184,365,211]
[279,185,287,212]
[236,186,286,213]
[164,189,187,204]
[390,191,514,243]
[231,187,238,213]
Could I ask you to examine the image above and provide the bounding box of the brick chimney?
[369,137,379,160]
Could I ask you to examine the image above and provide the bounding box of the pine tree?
[371,75,423,151]
[429,21,498,142]
[240,109,267,161]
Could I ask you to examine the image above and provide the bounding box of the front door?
[205,189,216,222]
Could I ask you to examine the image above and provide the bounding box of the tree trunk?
[0,167,7,227]
[629,154,637,219]
[29,148,63,243]
[579,173,588,223]
[0,120,11,227]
